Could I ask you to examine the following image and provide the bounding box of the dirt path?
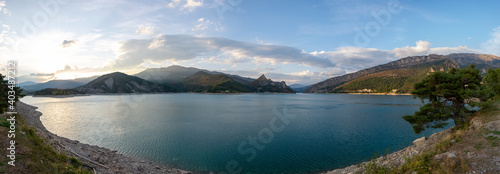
[449,101,500,173]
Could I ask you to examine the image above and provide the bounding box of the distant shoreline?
[28,92,413,96]
[346,93,412,95]
[32,94,91,98]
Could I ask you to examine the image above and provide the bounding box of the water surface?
[21,94,449,173]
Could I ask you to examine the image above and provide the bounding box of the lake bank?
[15,101,190,174]
[324,97,500,173]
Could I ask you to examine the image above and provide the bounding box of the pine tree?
[0,74,25,113]
[403,65,493,133]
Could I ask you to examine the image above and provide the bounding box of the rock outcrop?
[249,74,295,93]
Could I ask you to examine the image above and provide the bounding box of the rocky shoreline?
[324,128,451,174]
[322,128,453,174]
[16,101,190,174]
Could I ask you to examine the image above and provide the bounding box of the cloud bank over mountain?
[108,35,479,72]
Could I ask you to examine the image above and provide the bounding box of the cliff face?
[447,53,500,73]
[304,54,458,93]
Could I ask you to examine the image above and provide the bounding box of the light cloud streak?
[482,27,500,56]
[167,0,203,12]
[136,25,158,35]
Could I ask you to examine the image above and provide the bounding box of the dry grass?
[0,113,93,174]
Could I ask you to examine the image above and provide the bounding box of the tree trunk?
[453,105,463,127]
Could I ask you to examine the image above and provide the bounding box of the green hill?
[305,53,500,94]
[332,59,456,93]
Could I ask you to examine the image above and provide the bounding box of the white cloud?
[481,27,500,56]
[136,25,158,35]
[167,0,203,12]
[0,1,10,15]
[110,35,336,69]
[309,40,479,73]
[392,40,479,58]
[192,18,223,32]
[108,35,481,78]
[392,40,431,58]
[429,46,479,55]
[148,36,166,49]
[313,47,393,71]
[184,0,203,9]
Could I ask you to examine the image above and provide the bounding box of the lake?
[21,94,450,173]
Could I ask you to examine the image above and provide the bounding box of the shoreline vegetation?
[345,92,412,95]
[31,92,412,97]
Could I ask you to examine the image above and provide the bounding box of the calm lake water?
[21,94,450,173]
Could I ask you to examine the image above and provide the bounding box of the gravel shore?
[16,101,190,174]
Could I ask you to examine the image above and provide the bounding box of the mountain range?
[134,65,254,85]
[20,76,98,92]
[303,53,500,93]
[27,66,295,95]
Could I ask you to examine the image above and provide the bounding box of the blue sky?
[1,0,500,85]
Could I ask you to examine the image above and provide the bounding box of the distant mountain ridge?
[29,66,295,94]
[304,53,500,93]
[21,76,98,92]
[289,84,311,93]
[134,65,254,85]
[75,72,166,94]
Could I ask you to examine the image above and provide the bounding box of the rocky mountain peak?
[257,74,268,81]
[248,74,294,93]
